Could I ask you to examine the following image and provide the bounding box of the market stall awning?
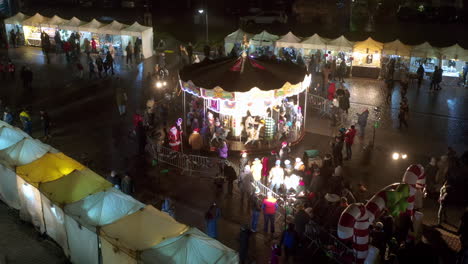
[79,18,106,33]
[0,126,29,150]
[120,21,152,37]
[16,152,85,187]
[276,31,301,49]
[4,12,30,25]
[141,227,239,264]
[39,168,112,206]
[99,20,129,35]
[100,205,188,256]
[22,13,50,27]
[383,39,412,57]
[249,30,279,47]
[60,16,87,31]
[42,15,69,28]
[180,56,308,93]
[440,44,468,61]
[325,35,354,53]
[225,29,252,44]
[411,42,440,58]
[353,37,383,54]
[300,33,327,50]
[0,138,57,166]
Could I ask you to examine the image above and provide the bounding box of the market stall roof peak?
[411,42,440,58]
[179,56,307,93]
[4,12,30,25]
[440,44,468,61]
[99,20,129,35]
[354,37,384,54]
[79,18,107,33]
[225,28,253,42]
[325,35,354,52]
[42,15,69,28]
[276,31,301,48]
[61,17,88,31]
[383,39,412,57]
[120,22,152,37]
[22,13,50,27]
[301,33,327,50]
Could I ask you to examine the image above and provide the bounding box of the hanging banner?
[201,87,235,100]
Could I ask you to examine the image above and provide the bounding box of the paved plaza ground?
[0,46,467,263]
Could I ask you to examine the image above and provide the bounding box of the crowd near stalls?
[3,12,154,59]
[179,53,311,151]
[224,29,468,83]
[0,120,239,263]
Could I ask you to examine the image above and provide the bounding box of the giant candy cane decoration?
[337,165,425,263]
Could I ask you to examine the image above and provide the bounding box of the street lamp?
[198,8,209,43]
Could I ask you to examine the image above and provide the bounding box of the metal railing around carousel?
[308,93,332,118]
[305,221,357,264]
[146,140,225,177]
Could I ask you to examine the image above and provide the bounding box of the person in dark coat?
[135,121,147,155]
[106,170,121,189]
[331,136,343,167]
[239,224,252,264]
[39,110,51,139]
[121,173,134,196]
[294,204,311,243]
[416,64,425,87]
[280,223,299,262]
[357,109,369,137]
[205,202,221,238]
[224,163,237,195]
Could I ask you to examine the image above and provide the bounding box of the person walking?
[398,100,409,129]
[105,51,115,75]
[338,59,347,82]
[126,42,133,64]
[88,60,96,79]
[357,108,369,137]
[115,84,128,116]
[40,110,51,139]
[251,192,262,232]
[121,173,134,196]
[417,64,425,88]
[438,182,450,226]
[91,38,97,53]
[332,136,343,166]
[344,125,357,160]
[9,29,16,48]
[239,165,254,204]
[134,40,141,62]
[280,223,299,263]
[430,66,439,91]
[95,56,104,78]
[106,170,121,189]
[262,192,278,234]
[224,163,237,195]
[205,202,221,238]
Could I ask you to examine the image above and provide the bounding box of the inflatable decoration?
[337,164,425,263]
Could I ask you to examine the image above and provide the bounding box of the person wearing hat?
[279,141,290,165]
[370,221,387,261]
[239,152,249,173]
[188,128,203,155]
[251,158,263,182]
[269,160,285,193]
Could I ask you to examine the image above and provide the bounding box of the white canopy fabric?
[0,138,56,166]
[4,12,30,25]
[440,44,468,61]
[65,214,99,264]
[42,194,69,256]
[22,13,50,27]
[17,176,45,233]
[79,19,106,33]
[224,29,252,54]
[300,34,327,50]
[0,126,29,150]
[383,39,412,57]
[249,30,279,47]
[99,20,129,35]
[326,35,354,53]
[121,22,154,59]
[276,31,301,49]
[411,42,440,58]
[64,187,144,231]
[60,17,87,31]
[141,227,239,264]
[353,37,384,54]
[42,15,69,28]
[0,163,20,209]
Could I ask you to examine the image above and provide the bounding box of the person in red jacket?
[262,192,278,233]
[327,82,336,101]
[344,125,357,160]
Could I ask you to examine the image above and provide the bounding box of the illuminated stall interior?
[275,32,302,62]
[22,13,50,46]
[78,19,105,51]
[440,44,468,78]
[323,35,354,77]
[382,39,412,80]
[300,33,328,62]
[3,12,29,45]
[249,30,279,58]
[179,55,310,151]
[352,37,383,79]
[409,42,440,75]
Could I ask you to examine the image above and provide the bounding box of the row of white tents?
[0,120,238,263]
[4,12,154,58]
[225,29,468,61]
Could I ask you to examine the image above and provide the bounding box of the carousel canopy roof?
[276,32,301,48]
[22,13,50,27]
[382,39,412,57]
[440,44,468,61]
[179,56,307,93]
[4,12,30,25]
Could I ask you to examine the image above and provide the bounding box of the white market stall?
[224,29,252,55]
[60,16,87,42]
[121,22,154,59]
[410,42,441,75]
[275,31,302,62]
[98,20,129,56]
[440,44,468,77]
[300,33,327,56]
[79,19,107,51]
[3,12,29,45]
[40,15,69,45]
[249,30,279,57]
[22,13,50,46]
[352,37,383,79]
[324,35,354,71]
[382,39,412,80]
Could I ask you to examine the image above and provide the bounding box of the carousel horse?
[210,126,229,143]
[245,123,264,145]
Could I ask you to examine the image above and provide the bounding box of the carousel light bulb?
[198,9,204,14]
[392,152,400,160]
[401,154,408,159]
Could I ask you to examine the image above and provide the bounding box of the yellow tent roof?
[39,168,112,206]
[353,37,383,54]
[17,152,85,187]
[100,205,188,257]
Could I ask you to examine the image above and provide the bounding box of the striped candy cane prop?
[337,164,424,263]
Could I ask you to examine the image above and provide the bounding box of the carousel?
[179,47,311,152]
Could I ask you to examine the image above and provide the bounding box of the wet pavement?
[1,46,467,263]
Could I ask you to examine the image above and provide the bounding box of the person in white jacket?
[268,160,284,193]
[251,158,263,182]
